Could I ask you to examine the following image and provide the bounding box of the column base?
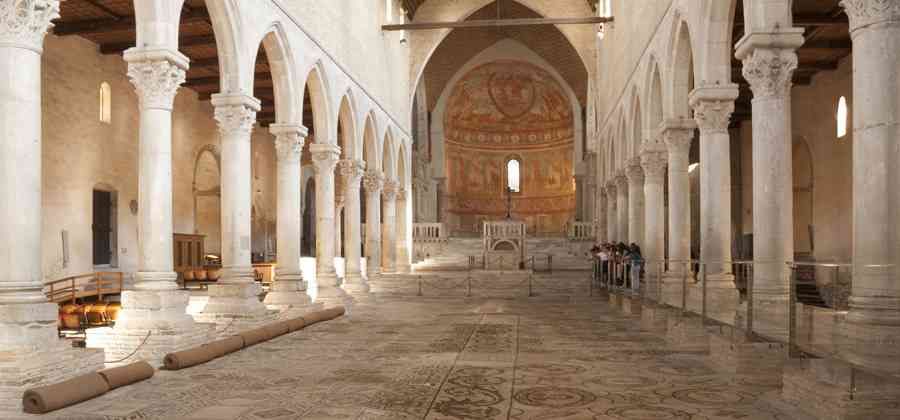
[316,272,350,306]
[748,294,791,342]
[263,277,314,310]
[709,332,787,377]
[838,319,900,374]
[196,281,272,327]
[0,340,105,415]
[621,293,642,316]
[661,271,691,308]
[666,315,710,353]
[686,278,739,325]
[341,272,370,295]
[782,358,900,420]
[640,303,671,332]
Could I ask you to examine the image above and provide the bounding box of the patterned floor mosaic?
[22,296,800,419]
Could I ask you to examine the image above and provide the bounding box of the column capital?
[211,94,261,137]
[271,124,307,164]
[841,0,900,33]
[363,170,384,194]
[0,0,59,52]
[338,159,366,190]
[382,180,400,201]
[309,143,341,174]
[605,179,617,193]
[661,119,696,154]
[625,158,644,183]
[739,47,799,99]
[124,49,189,111]
[614,172,629,190]
[640,150,667,182]
[689,85,738,134]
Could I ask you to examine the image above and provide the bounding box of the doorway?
[92,189,117,267]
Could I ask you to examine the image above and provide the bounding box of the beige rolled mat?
[98,361,155,389]
[286,317,306,332]
[163,346,218,370]
[264,321,291,338]
[240,327,273,346]
[23,372,110,414]
[305,306,346,325]
[205,335,245,357]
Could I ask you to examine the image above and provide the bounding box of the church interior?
[1,0,899,418]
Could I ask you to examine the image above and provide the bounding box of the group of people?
[591,242,643,293]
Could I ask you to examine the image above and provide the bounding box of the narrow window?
[99,82,111,124]
[837,96,848,139]
[507,159,521,193]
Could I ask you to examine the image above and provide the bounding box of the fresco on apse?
[444,60,575,234]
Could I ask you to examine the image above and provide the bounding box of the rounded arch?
[630,87,643,157]
[700,0,739,84]
[362,113,380,171]
[382,127,397,179]
[192,144,221,190]
[645,58,665,136]
[201,0,245,95]
[256,23,300,124]
[300,62,332,143]
[337,92,358,159]
[669,17,696,120]
[397,142,408,185]
[616,111,628,170]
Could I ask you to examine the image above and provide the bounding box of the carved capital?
[382,180,400,201]
[338,159,365,190]
[271,124,307,164]
[0,0,59,52]
[640,150,667,181]
[124,49,188,110]
[309,143,341,175]
[614,173,629,191]
[841,0,900,32]
[742,48,798,99]
[363,171,384,194]
[692,99,734,134]
[625,159,644,184]
[211,94,260,138]
[662,127,694,155]
[397,188,408,202]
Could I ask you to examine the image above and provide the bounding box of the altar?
[482,220,527,270]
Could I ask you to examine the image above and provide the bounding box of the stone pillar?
[263,124,314,309]
[615,173,629,243]
[575,175,585,221]
[736,31,803,338]
[606,182,617,242]
[434,177,447,224]
[0,2,105,411]
[334,196,344,258]
[309,143,347,303]
[641,148,667,299]
[363,171,384,277]
[200,94,268,321]
[662,121,695,277]
[396,187,412,273]
[381,181,399,272]
[597,190,608,243]
[87,48,217,363]
[690,86,740,321]
[339,159,368,293]
[626,158,645,247]
[839,0,900,372]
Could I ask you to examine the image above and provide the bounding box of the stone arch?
[698,0,739,84]
[362,113,380,171]
[668,17,696,120]
[646,58,665,136]
[300,62,332,143]
[616,111,628,170]
[793,136,815,255]
[630,87,643,157]
[382,127,397,180]
[201,0,245,95]
[193,145,221,254]
[337,92,358,159]
[256,23,300,124]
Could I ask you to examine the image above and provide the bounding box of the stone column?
[381,181,399,272]
[334,196,344,258]
[641,148,667,298]
[662,121,696,277]
[0,2,105,411]
[363,171,384,277]
[606,182,617,242]
[597,190,608,242]
[434,177,447,223]
[737,32,803,337]
[263,124,314,309]
[615,173,629,243]
[200,94,268,320]
[839,0,900,372]
[396,187,412,273]
[339,159,369,293]
[689,86,740,320]
[309,143,347,303]
[575,175,585,221]
[626,158,645,247]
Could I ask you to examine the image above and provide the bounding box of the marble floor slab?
[19,295,800,419]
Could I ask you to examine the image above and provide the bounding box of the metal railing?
[566,222,597,241]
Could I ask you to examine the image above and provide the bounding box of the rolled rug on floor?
[264,321,291,338]
[304,306,346,325]
[205,335,245,357]
[22,373,110,414]
[98,361,155,390]
[163,346,218,370]
[240,327,273,346]
[286,317,306,332]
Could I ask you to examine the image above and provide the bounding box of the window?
[507,159,521,193]
[99,82,111,124]
[837,96,848,139]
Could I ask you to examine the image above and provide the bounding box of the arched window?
[837,96,848,139]
[99,82,111,124]
[507,158,521,193]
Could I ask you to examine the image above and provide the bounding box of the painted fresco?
[444,60,575,234]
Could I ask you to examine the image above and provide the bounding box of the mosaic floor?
[25,295,801,420]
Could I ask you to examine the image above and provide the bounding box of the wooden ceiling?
[400,0,597,20]
[731,0,851,126]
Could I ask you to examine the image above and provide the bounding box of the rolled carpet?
[286,317,306,332]
[23,372,110,414]
[240,327,273,346]
[205,335,244,357]
[304,306,346,325]
[163,346,218,370]
[264,321,291,338]
[98,361,155,390]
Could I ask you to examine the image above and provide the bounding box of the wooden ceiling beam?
[54,6,209,36]
[101,34,215,55]
[382,16,613,31]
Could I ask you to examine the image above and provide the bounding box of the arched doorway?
[194,146,221,256]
